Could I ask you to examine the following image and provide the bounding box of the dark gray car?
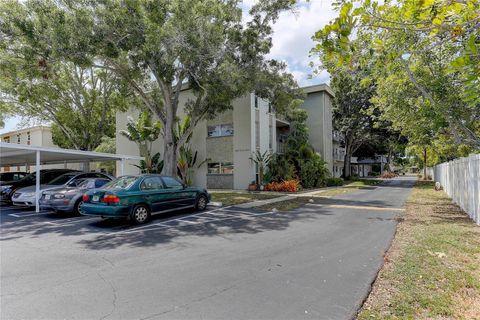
[39,178,112,214]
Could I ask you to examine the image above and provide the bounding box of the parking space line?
[112,210,275,236]
[44,217,101,226]
[306,203,405,211]
[221,208,262,216]
[8,211,55,218]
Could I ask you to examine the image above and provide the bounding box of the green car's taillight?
[103,194,120,203]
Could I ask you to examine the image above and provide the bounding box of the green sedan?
[80,175,210,224]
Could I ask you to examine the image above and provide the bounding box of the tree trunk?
[162,116,178,177]
[423,146,427,180]
[163,142,178,177]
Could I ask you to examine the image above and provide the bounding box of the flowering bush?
[265,179,300,192]
[381,171,398,179]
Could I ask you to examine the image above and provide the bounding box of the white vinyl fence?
[432,153,480,225]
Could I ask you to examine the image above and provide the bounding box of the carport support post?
[120,159,125,176]
[35,150,40,213]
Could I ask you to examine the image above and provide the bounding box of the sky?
[0,0,337,134]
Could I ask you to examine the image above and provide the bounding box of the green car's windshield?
[103,176,138,190]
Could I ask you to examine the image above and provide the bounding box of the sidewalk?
[234,187,339,209]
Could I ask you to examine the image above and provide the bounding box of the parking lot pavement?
[0,204,274,239]
[1,177,416,320]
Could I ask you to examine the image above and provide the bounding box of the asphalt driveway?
[0,177,415,320]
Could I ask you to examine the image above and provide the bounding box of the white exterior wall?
[299,87,334,173]
[115,91,276,189]
[233,95,254,189]
[115,85,334,189]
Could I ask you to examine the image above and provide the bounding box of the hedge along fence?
[432,153,480,225]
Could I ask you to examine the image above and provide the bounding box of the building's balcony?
[333,153,345,161]
[277,141,287,154]
[333,131,344,142]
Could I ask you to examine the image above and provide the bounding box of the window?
[207,163,220,174]
[207,162,234,174]
[104,176,139,190]
[207,124,234,137]
[162,177,183,189]
[221,162,234,174]
[95,179,110,188]
[254,95,258,108]
[220,124,234,136]
[3,136,10,143]
[17,134,21,144]
[140,177,163,190]
[27,132,31,145]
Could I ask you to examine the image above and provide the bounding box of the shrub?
[326,177,344,186]
[381,171,398,179]
[265,179,300,192]
[267,155,296,182]
[298,154,329,188]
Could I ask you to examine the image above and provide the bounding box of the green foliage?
[317,58,378,179]
[250,150,273,186]
[0,0,132,150]
[2,0,301,175]
[177,145,198,186]
[120,111,162,173]
[134,152,164,174]
[298,154,329,188]
[326,177,344,187]
[311,0,480,152]
[267,155,296,182]
[267,108,330,188]
[94,136,116,174]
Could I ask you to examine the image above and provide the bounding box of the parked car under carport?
[13,172,112,207]
[39,177,112,214]
[0,142,144,212]
[1,169,78,204]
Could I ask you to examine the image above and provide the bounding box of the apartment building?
[116,84,334,189]
[0,126,55,172]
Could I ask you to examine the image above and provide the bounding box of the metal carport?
[0,142,143,212]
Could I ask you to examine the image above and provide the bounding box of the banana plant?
[134,152,164,174]
[177,145,197,186]
[120,111,162,173]
[250,150,272,188]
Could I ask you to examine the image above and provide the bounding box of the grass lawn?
[358,181,480,319]
[210,192,280,206]
[256,196,312,212]
[316,179,383,197]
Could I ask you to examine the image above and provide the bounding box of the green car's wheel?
[131,204,151,225]
[195,195,208,211]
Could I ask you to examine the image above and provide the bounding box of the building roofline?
[0,125,51,137]
[301,83,334,97]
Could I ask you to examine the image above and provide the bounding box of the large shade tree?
[312,0,480,151]
[0,2,130,151]
[2,0,302,176]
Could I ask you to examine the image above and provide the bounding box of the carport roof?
[0,142,143,166]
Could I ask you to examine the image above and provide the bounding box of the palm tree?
[120,111,162,173]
